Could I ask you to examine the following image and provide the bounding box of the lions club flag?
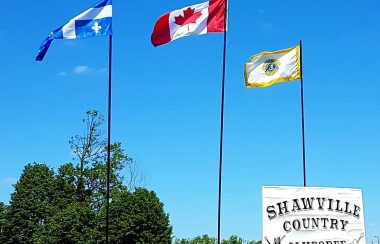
[36,0,112,61]
[151,0,226,46]
[244,46,301,88]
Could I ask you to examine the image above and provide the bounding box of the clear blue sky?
[1,0,379,241]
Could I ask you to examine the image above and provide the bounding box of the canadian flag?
[151,0,226,46]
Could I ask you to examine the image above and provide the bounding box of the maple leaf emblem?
[174,7,203,26]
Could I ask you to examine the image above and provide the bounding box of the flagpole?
[217,1,228,243]
[299,40,306,187]
[105,34,112,244]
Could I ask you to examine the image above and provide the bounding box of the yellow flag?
[244,46,301,88]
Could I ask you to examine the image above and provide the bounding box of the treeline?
[174,235,262,244]
[0,111,172,243]
[0,164,171,243]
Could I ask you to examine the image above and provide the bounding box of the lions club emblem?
[263,59,280,76]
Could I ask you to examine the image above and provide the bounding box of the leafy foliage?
[109,188,172,243]
[222,235,261,244]
[174,234,216,244]
[0,202,7,243]
[34,202,97,244]
[6,163,55,244]
[69,110,140,205]
[174,235,261,244]
[0,111,169,243]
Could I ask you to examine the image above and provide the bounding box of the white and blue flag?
[36,0,112,61]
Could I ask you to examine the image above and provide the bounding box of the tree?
[69,110,106,202]
[109,188,172,243]
[69,110,144,210]
[1,111,170,243]
[37,110,149,243]
[0,202,7,243]
[34,202,98,244]
[6,163,55,244]
[174,235,261,244]
[174,235,216,244]
[222,235,246,244]
[51,163,79,209]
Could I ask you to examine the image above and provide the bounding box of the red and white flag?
[151,0,226,46]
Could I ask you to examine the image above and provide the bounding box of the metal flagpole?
[299,40,307,187]
[217,0,228,243]
[105,34,113,244]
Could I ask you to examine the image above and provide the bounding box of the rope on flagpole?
[217,0,228,243]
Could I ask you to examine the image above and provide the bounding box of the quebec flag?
[36,0,112,61]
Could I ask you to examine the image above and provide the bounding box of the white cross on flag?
[151,0,226,46]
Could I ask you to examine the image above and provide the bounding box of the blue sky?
[1,0,379,241]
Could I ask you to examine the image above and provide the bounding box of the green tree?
[41,110,155,243]
[69,110,144,210]
[6,163,55,244]
[52,163,78,209]
[174,235,261,244]
[222,235,246,244]
[34,202,98,244]
[109,188,172,243]
[0,202,7,243]
[2,111,170,244]
[174,234,216,244]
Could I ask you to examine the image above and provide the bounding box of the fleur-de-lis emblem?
[92,22,102,34]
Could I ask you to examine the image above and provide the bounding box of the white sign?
[262,186,366,244]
